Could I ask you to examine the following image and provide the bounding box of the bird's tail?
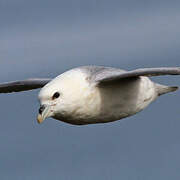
[155,83,179,96]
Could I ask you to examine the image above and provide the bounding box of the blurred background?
[0,0,180,179]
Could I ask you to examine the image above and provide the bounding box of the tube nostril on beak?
[39,105,46,114]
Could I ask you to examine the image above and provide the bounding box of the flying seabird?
[0,66,180,125]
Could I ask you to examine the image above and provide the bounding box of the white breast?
[48,69,102,124]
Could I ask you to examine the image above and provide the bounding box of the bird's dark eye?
[52,92,60,100]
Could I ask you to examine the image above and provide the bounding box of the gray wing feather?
[80,65,126,82]
[95,67,180,84]
[0,78,51,93]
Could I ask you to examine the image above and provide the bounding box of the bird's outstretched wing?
[95,67,180,84]
[0,78,51,93]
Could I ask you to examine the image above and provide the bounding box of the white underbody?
[44,70,158,125]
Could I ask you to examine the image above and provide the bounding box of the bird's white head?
[37,68,99,124]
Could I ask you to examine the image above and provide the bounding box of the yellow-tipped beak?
[37,114,44,124]
[37,104,51,124]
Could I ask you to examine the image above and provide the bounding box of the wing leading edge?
[0,78,51,93]
[95,67,180,84]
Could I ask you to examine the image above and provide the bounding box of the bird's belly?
[53,77,157,125]
[53,113,103,125]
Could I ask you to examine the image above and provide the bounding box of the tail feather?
[155,83,179,96]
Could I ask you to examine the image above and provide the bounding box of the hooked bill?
[37,114,43,124]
